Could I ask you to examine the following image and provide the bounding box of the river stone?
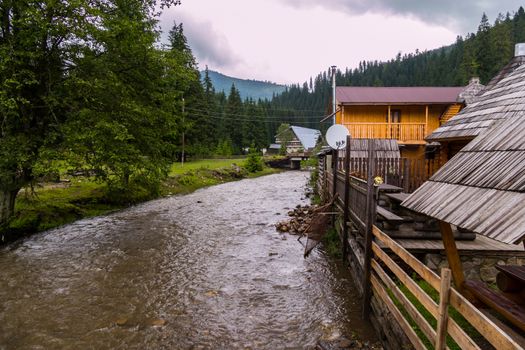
[150,319,166,327]
[115,318,128,326]
[480,267,498,283]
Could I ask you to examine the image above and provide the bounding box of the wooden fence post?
[403,158,410,193]
[362,139,376,319]
[332,149,338,200]
[342,135,351,261]
[435,268,452,350]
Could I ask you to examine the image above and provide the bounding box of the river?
[0,171,375,349]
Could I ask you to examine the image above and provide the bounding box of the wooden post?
[342,135,352,261]
[435,268,452,350]
[362,139,376,319]
[425,105,429,137]
[439,221,465,291]
[386,105,392,139]
[403,158,410,192]
[332,149,338,200]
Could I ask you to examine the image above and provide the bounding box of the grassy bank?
[2,158,280,243]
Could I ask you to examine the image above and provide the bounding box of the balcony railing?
[342,123,426,142]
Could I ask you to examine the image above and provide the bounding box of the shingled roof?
[402,63,525,245]
[426,56,525,142]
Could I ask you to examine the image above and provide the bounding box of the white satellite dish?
[326,124,350,150]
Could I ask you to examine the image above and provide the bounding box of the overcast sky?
[159,0,524,84]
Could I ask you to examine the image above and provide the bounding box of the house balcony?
[342,123,427,144]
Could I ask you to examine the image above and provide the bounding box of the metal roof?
[403,64,525,244]
[427,56,525,142]
[290,126,321,150]
[335,86,464,105]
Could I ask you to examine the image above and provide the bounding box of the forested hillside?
[203,70,286,100]
[269,7,525,115]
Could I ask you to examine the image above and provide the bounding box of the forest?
[2,1,525,228]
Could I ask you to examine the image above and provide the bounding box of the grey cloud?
[161,13,240,68]
[281,0,524,32]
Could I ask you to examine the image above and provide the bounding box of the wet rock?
[115,318,128,326]
[275,204,319,235]
[150,319,167,327]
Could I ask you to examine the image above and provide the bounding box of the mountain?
[202,70,286,101]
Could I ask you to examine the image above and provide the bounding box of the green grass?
[2,159,280,243]
[169,158,246,176]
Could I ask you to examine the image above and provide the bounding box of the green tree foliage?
[0,0,88,225]
[244,144,264,173]
[62,1,181,195]
[0,0,181,226]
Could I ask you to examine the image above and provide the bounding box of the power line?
[185,111,324,124]
[184,107,324,120]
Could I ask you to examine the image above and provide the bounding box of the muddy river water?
[0,171,375,349]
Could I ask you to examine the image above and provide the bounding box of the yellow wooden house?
[334,80,483,159]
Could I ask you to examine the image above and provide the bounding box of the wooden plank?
[362,139,376,319]
[372,242,439,316]
[371,275,427,350]
[439,221,466,291]
[373,226,441,291]
[464,280,525,333]
[436,268,452,350]
[372,260,437,344]
[496,265,525,285]
[449,288,522,350]
[376,206,405,223]
[385,192,410,203]
[342,135,351,260]
[447,318,482,350]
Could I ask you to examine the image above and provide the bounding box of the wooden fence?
[318,138,522,349]
[372,225,521,349]
[334,153,440,193]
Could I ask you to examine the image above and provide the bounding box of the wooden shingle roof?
[427,57,525,142]
[403,64,525,245]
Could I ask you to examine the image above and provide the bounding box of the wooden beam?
[386,105,392,138]
[435,268,452,350]
[342,135,351,260]
[439,221,465,291]
[425,105,429,136]
[362,139,376,319]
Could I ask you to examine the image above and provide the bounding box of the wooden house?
[275,125,321,155]
[334,80,483,160]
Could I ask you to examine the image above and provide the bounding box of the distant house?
[403,45,525,245]
[334,79,483,160]
[274,126,321,155]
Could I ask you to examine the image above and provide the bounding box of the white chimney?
[515,43,525,57]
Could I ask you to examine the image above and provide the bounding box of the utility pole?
[331,65,337,125]
[182,97,185,167]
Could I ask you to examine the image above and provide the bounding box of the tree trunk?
[0,188,20,227]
